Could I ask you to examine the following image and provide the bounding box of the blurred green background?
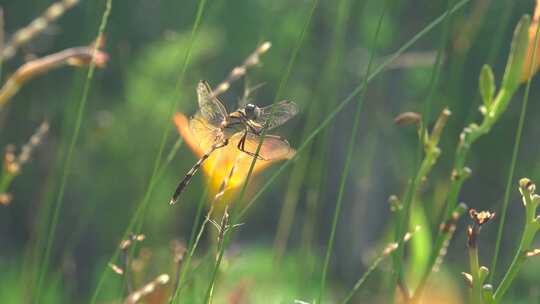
[1,0,540,303]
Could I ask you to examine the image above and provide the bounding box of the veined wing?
[231,132,294,161]
[189,113,224,150]
[197,80,228,126]
[256,100,298,130]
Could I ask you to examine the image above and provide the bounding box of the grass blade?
[202,1,320,302]
[238,0,471,221]
[341,226,420,304]
[89,0,209,302]
[391,0,456,295]
[316,1,389,302]
[34,0,113,301]
[273,0,356,263]
[489,13,540,284]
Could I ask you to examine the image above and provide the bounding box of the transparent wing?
[230,132,294,160]
[189,113,224,150]
[256,100,298,130]
[197,80,228,126]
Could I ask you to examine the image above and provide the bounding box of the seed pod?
[393,112,422,126]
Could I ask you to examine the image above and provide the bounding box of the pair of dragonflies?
[169,80,298,205]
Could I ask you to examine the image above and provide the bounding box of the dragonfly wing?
[257,100,298,130]
[189,113,223,150]
[197,80,228,125]
[232,132,294,160]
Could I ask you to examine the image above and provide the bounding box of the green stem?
[237,0,471,223]
[89,0,207,301]
[493,212,539,303]
[0,171,15,193]
[202,2,319,303]
[414,14,532,300]
[341,252,389,304]
[35,1,113,301]
[273,0,355,263]
[170,188,209,303]
[412,85,517,302]
[342,226,419,304]
[317,2,388,302]
[392,142,440,293]
[469,242,482,304]
[490,15,540,283]
[392,0,455,293]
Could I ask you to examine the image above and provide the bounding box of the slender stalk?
[391,113,447,295]
[169,188,209,303]
[124,274,170,304]
[300,0,362,248]
[317,2,388,302]
[342,254,387,304]
[202,1,319,302]
[238,0,472,222]
[174,205,215,300]
[493,179,540,303]
[155,138,184,183]
[205,206,233,304]
[0,172,14,193]
[468,242,482,304]
[23,80,81,303]
[1,0,80,61]
[462,0,514,126]
[411,73,526,304]
[493,219,538,303]
[126,0,210,300]
[171,152,237,303]
[89,0,208,302]
[34,1,112,302]
[273,0,355,263]
[391,0,455,290]
[392,109,451,299]
[413,14,532,300]
[131,0,209,235]
[490,14,540,283]
[55,137,184,271]
[391,119,446,296]
[0,124,51,195]
[341,227,420,304]
[0,45,107,110]
[121,246,133,295]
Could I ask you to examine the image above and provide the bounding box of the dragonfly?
[169,80,298,205]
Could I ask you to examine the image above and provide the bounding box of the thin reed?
[3,1,540,304]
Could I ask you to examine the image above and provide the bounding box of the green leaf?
[408,204,432,289]
[501,15,531,92]
[479,64,495,107]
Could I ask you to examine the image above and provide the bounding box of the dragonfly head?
[244,103,261,120]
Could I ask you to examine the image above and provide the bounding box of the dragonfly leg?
[236,131,247,152]
[237,130,266,160]
[246,121,265,136]
[214,138,229,149]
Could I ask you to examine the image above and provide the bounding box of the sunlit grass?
[90,0,208,301]
[201,1,320,302]
[35,0,113,301]
[4,0,540,303]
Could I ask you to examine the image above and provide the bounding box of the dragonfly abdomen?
[169,139,229,205]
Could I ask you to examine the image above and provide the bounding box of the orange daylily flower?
[173,112,295,200]
[521,0,540,83]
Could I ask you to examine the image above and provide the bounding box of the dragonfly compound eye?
[244,104,259,119]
